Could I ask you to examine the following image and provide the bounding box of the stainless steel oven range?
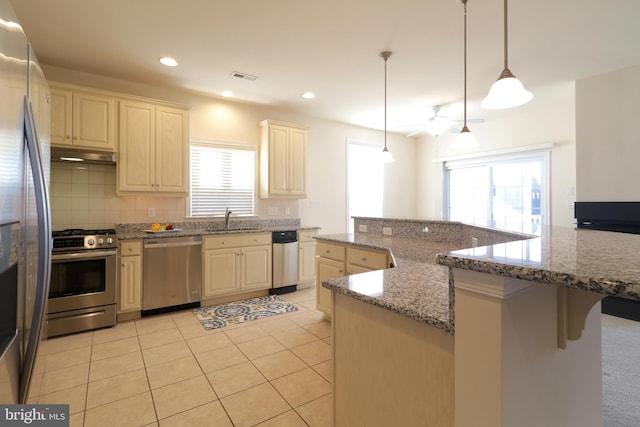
[47,228,118,337]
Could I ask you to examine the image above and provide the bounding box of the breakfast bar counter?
[321,217,640,427]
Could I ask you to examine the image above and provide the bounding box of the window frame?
[188,138,257,218]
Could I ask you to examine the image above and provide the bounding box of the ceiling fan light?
[454,126,479,148]
[481,72,533,109]
[381,146,395,163]
[424,119,450,136]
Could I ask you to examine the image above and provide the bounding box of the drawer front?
[204,233,271,249]
[120,240,142,256]
[317,242,346,262]
[347,247,388,270]
[298,229,318,242]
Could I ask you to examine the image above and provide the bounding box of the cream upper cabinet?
[118,240,142,314]
[203,233,272,298]
[259,120,307,198]
[50,86,116,151]
[118,100,189,195]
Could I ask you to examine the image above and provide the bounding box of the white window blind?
[190,141,255,217]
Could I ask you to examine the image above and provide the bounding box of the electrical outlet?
[358,224,368,232]
[471,237,479,247]
[383,227,393,236]
[267,207,277,215]
[148,207,156,218]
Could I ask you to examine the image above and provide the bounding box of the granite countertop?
[317,233,467,334]
[117,225,320,240]
[436,226,640,301]
[319,226,640,335]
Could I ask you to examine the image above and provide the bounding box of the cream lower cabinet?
[118,100,189,195]
[203,233,272,298]
[298,230,317,286]
[316,242,346,316]
[316,241,391,317]
[118,240,142,314]
[346,246,390,275]
[50,86,116,151]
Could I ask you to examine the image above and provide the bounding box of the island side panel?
[332,291,454,426]
[453,269,603,427]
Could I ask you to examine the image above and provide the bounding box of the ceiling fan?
[403,105,484,137]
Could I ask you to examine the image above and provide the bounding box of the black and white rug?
[193,294,299,330]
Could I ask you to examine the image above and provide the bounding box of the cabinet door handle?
[362,257,367,262]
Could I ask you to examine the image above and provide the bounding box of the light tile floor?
[28,287,332,427]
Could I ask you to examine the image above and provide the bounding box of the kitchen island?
[321,217,640,427]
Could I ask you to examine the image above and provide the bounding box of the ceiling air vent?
[230,71,258,81]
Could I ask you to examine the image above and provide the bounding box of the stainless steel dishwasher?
[271,230,298,295]
[142,236,202,313]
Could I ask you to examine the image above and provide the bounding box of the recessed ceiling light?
[222,91,234,98]
[159,57,178,67]
[302,92,315,99]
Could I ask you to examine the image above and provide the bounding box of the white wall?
[43,65,417,234]
[576,64,640,201]
[415,81,577,228]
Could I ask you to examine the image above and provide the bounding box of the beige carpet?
[602,314,640,426]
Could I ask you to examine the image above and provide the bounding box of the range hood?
[50,147,116,165]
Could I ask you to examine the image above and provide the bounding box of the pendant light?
[380,51,395,163]
[455,0,478,148]
[481,0,533,109]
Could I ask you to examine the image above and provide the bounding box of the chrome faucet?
[224,208,233,229]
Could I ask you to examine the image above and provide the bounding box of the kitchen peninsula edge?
[321,217,640,427]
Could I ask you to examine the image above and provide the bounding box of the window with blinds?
[189,141,255,217]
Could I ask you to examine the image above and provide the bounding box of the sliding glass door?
[445,152,548,235]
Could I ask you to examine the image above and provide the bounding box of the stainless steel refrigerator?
[0,0,52,404]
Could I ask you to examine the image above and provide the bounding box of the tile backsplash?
[50,162,298,230]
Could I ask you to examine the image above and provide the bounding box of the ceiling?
[10,0,640,135]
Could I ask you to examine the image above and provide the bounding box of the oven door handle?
[52,250,116,261]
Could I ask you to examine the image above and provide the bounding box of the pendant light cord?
[463,0,468,127]
[384,54,387,149]
[380,51,392,150]
[503,0,508,71]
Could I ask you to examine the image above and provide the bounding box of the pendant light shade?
[455,125,479,148]
[380,50,395,163]
[481,0,532,110]
[454,0,479,148]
